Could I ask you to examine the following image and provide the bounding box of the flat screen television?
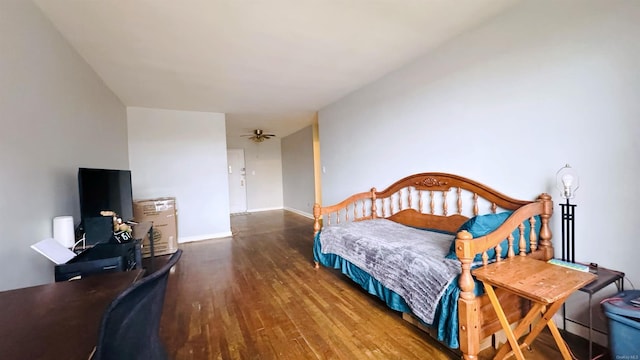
[78,167,134,223]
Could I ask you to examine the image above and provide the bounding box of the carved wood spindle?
[384,198,388,216]
[495,242,502,262]
[397,190,402,213]
[383,198,387,217]
[373,199,379,218]
[371,188,377,219]
[457,187,462,215]
[507,233,515,258]
[491,202,497,214]
[537,193,553,259]
[443,190,449,216]
[473,193,479,216]
[391,194,395,215]
[345,205,349,222]
[518,223,526,256]
[529,216,538,252]
[482,251,489,266]
[362,201,368,219]
[353,202,357,220]
[430,191,435,214]
[408,187,413,210]
[418,190,423,213]
[385,197,393,216]
[391,193,395,214]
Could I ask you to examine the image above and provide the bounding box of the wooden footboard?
[313,173,555,360]
[454,193,553,359]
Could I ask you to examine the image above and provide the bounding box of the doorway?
[227,148,247,214]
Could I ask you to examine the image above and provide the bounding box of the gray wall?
[320,0,639,298]
[127,107,231,242]
[281,126,315,217]
[0,0,128,290]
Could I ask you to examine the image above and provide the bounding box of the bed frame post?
[536,193,554,260]
[313,203,321,269]
[313,203,321,236]
[456,230,480,360]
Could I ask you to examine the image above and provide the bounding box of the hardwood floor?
[159,210,608,360]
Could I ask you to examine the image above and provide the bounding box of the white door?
[227,148,247,213]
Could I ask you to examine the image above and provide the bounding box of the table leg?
[494,302,546,360]
[548,318,573,360]
[148,226,154,272]
[588,292,593,360]
[520,296,572,360]
[483,283,526,360]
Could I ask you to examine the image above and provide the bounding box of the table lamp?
[556,164,579,262]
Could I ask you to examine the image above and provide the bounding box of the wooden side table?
[473,256,596,360]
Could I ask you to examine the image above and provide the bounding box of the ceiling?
[34,0,519,139]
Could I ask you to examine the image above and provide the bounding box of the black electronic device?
[54,241,142,282]
[78,167,134,224]
[55,256,124,282]
[83,216,115,246]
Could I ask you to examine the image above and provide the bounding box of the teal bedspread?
[314,231,482,350]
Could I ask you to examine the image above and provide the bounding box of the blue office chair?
[92,249,182,360]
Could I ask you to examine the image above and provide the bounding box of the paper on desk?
[31,238,76,264]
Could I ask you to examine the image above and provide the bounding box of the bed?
[312,173,554,360]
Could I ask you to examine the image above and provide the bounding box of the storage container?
[602,290,640,358]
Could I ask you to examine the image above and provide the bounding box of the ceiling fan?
[241,129,276,143]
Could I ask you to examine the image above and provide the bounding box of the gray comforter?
[319,218,461,324]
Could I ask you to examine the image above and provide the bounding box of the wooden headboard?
[315,172,530,232]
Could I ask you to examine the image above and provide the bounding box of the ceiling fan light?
[243,129,275,143]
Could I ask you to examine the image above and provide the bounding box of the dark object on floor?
[92,249,183,360]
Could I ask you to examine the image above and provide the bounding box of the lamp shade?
[53,216,75,248]
[556,164,579,199]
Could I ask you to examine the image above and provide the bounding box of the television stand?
[54,221,155,281]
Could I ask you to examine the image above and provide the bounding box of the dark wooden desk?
[0,269,143,360]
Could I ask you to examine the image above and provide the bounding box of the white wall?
[127,107,231,242]
[320,0,639,288]
[282,126,315,217]
[226,134,284,212]
[0,0,128,290]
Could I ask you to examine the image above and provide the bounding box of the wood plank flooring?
[158,210,608,360]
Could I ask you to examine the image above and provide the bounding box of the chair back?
[93,249,182,360]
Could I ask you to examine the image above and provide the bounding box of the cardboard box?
[133,197,178,257]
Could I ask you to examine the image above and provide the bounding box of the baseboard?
[178,231,232,243]
[246,206,283,213]
[283,207,313,219]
